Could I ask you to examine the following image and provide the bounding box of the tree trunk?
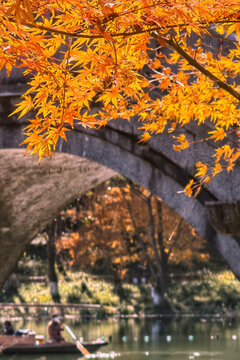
[46,220,61,303]
[114,277,125,302]
[156,200,169,292]
[56,253,67,276]
[146,195,166,300]
[126,184,169,302]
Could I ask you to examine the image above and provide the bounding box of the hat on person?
[52,314,60,322]
[4,320,11,326]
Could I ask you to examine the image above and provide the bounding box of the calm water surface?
[1,317,240,360]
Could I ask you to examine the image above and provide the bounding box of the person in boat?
[48,314,65,343]
[3,320,15,335]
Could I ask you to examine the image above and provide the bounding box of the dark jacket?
[48,321,64,342]
[4,322,15,335]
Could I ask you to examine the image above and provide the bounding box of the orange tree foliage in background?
[1,1,240,193]
[56,179,209,295]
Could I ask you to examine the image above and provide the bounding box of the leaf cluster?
[1,0,240,185]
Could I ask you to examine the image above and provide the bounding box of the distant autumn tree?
[1,1,240,193]
[56,179,209,299]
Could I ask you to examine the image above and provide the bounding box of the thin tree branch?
[167,217,184,258]
[153,34,240,102]
[128,182,151,203]
[6,16,240,41]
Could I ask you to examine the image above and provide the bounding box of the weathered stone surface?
[0,149,115,289]
[206,201,240,236]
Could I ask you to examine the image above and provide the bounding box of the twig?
[153,34,240,102]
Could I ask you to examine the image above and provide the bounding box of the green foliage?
[9,271,151,315]
[167,270,240,314]
[3,269,240,317]
[80,280,92,297]
[66,293,81,304]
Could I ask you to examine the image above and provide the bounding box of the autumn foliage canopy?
[1,0,240,194]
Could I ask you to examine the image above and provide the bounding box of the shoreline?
[1,270,240,320]
[0,310,238,322]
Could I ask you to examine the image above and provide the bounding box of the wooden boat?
[0,336,108,355]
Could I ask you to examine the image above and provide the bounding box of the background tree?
[0,1,240,192]
[57,178,209,301]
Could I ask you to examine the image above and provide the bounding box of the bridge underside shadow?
[0,149,115,289]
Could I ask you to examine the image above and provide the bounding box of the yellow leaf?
[195,162,208,178]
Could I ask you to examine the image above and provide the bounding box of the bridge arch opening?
[1,84,240,285]
[1,142,240,290]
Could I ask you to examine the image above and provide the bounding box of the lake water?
[1,317,240,360]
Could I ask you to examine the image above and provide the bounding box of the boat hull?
[1,340,108,355]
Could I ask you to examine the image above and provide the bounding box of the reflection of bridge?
[1,72,240,289]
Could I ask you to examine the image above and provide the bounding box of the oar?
[44,306,48,344]
[65,325,90,355]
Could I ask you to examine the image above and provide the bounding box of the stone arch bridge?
[1,78,240,289]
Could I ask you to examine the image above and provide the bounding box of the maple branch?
[7,16,240,41]
[59,39,71,127]
[157,35,240,102]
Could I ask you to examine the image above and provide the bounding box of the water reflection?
[1,317,240,360]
